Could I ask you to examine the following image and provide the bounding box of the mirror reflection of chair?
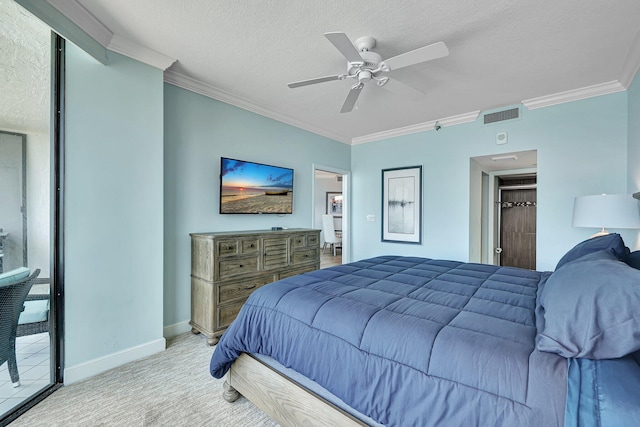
[0,268,41,387]
[17,289,50,338]
[321,214,342,256]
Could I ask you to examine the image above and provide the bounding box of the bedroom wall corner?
[162,83,350,329]
[64,45,165,378]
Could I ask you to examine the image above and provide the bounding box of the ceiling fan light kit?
[287,32,449,113]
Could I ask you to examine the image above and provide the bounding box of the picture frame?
[326,192,343,217]
[381,165,422,244]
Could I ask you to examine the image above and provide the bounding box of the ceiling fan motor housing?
[347,50,383,77]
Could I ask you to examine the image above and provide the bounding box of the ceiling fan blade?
[383,41,449,71]
[382,77,425,99]
[340,85,363,113]
[288,75,342,88]
[324,32,364,64]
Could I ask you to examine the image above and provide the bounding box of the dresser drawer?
[217,301,245,330]
[218,256,259,278]
[241,239,259,254]
[218,278,270,304]
[290,235,307,248]
[306,233,319,247]
[217,240,239,256]
[292,248,319,265]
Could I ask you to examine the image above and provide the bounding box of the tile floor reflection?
[0,333,50,414]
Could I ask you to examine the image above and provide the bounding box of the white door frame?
[312,163,350,264]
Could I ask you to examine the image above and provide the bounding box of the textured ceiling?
[0,0,50,134]
[15,1,640,143]
[0,0,51,133]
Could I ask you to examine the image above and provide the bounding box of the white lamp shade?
[572,194,640,229]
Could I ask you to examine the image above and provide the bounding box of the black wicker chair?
[16,277,50,337]
[0,269,40,387]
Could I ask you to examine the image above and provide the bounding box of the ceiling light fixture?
[491,154,518,161]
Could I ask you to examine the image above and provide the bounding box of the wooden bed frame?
[223,353,368,426]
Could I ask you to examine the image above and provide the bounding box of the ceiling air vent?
[484,108,519,124]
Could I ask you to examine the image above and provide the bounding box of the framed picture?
[382,165,422,244]
[326,192,343,217]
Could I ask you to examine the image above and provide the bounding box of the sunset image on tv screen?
[220,158,293,214]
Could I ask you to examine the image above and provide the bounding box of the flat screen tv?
[220,157,294,214]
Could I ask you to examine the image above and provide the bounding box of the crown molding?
[620,30,640,88]
[163,70,351,144]
[521,80,626,110]
[108,35,176,70]
[47,0,112,47]
[351,111,480,145]
[17,0,107,63]
[47,0,176,70]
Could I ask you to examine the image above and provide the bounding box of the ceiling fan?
[287,32,449,113]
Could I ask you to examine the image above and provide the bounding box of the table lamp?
[572,194,640,237]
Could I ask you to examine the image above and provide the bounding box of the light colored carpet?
[10,333,279,426]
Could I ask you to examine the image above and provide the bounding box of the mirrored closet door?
[0,0,59,421]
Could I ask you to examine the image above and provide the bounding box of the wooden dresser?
[190,228,320,345]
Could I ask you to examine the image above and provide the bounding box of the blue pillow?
[555,233,629,271]
[538,249,640,359]
[626,250,640,270]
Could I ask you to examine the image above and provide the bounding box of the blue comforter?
[210,256,568,426]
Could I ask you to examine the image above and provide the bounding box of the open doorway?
[469,150,537,269]
[496,175,537,269]
[313,165,349,268]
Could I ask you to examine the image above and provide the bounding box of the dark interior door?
[500,187,536,270]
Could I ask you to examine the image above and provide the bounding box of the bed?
[210,233,640,426]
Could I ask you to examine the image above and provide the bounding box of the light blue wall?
[163,83,350,327]
[629,73,640,192]
[628,72,640,249]
[352,93,629,271]
[65,46,164,366]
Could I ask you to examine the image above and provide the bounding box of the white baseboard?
[163,320,191,338]
[64,337,166,385]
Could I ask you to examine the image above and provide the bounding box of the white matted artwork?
[326,192,342,217]
[382,165,422,244]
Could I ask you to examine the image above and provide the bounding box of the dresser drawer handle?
[244,284,256,290]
